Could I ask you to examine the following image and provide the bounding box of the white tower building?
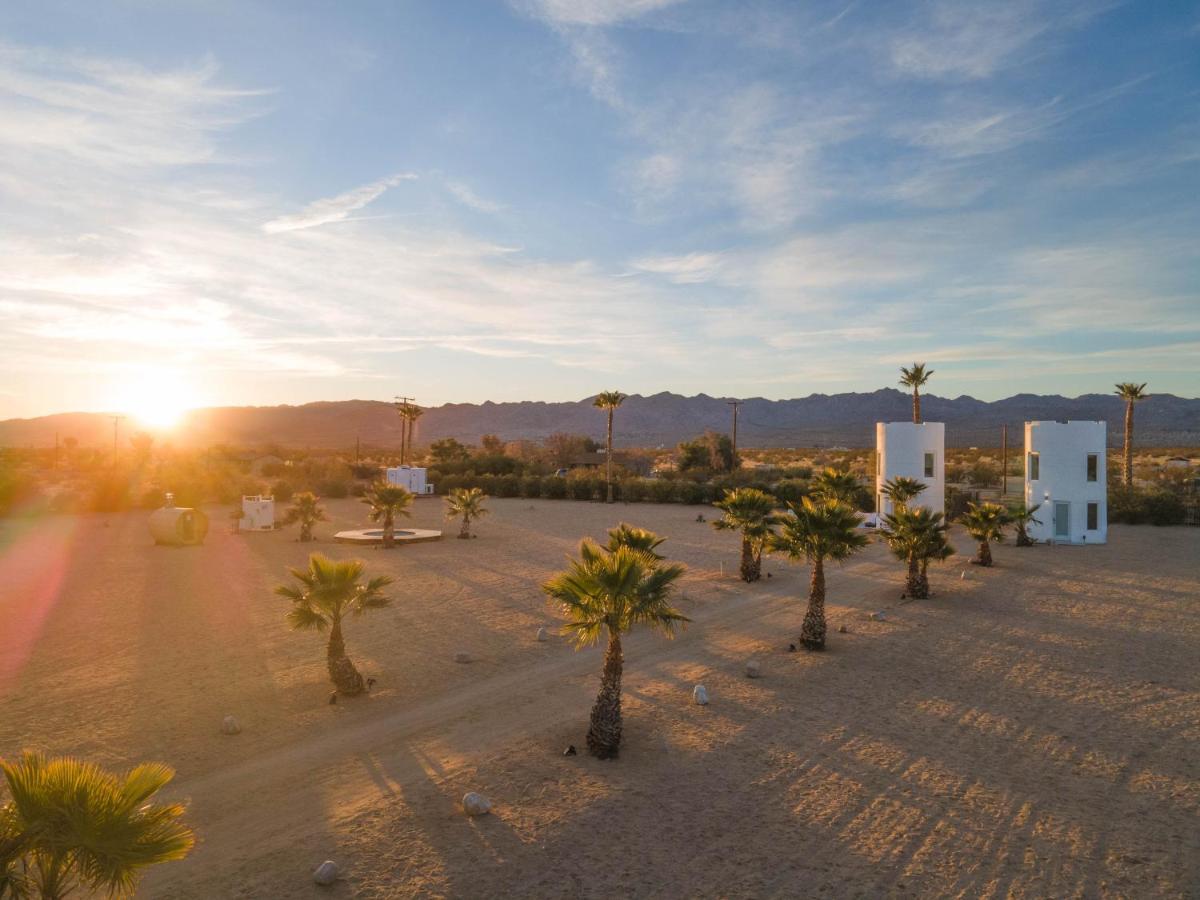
[875,422,945,517]
[240,495,275,531]
[1024,421,1107,544]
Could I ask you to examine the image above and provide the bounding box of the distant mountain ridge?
[3,389,1198,450]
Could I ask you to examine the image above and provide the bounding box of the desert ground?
[2,498,1198,898]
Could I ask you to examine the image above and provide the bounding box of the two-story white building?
[239,495,275,531]
[1024,421,1107,544]
[875,422,945,517]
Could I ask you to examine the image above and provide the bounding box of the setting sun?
[113,368,199,430]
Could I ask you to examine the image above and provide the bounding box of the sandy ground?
[2,498,1198,899]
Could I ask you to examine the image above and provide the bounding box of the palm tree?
[543,541,687,758]
[362,482,414,548]
[712,488,778,582]
[1115,382,1148,485]
[280,491,327,542]
[961,502,1010,567]
[401,404,423,466]
[811,467,862,506]
[770,497,868,650]
[899,363,934,424]
[593,391,625,504]
[444,487,489,539]
[605,523,666,558]
[0,751,194,899]
[881,476,926,513]
[276,553,393,695]
[1011,501,1042,547]
[881,506,952,598]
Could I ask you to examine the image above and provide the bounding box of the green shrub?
[770,478,809,506]
[541,476,568,499]
[1111,485,1185,526]
[646,479,677,503]
[520,475,543,498]
[620,478,647,503]
[271,479,294,502]
[496,474,522,498]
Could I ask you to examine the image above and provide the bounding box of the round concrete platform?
[333,528,443,545]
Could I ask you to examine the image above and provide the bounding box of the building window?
[1086,454,1098,482]
[1087,503,1098,531]
[1028,452,1039,480]
[924,452,934,478]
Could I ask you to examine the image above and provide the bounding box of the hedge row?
[431,473,825,506]
[1108,485,1187,526]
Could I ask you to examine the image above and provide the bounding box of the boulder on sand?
[454,652,472,664]
[693,684,709,705]
[220,715,241,735]
[462,792,492,816]
[745,660,762,679]
[313,860,338,886]
[536,626,548,642]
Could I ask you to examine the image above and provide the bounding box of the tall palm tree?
[712,488,778,582]
[1115,382,1148,485]
[280,491,327,542]
[276,553,393,695]
[811,467,862,506]
[770,497,868,650]
[881,506,951,598]
[881,476,926,512]
[899,363,934,424]
[961,502,1010,567]
[1011,501,1042,547]
[605,523,666,558]
[0,751,194,900]
[362,482,414,548]
[593,391,625,504]
[401,404,424,466]
[543,541,687,758]
[444,487,489,539]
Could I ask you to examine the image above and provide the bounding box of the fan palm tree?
[280,491,327,542]
[881,506,952,598]
[543,541,687,758]
[605,523,666,558]
[402,404,423,465]
[362,482,414,548]
[811,467,862,506]
[881,476,927,513]
[961,502,1010,567]
[899,363,934,424]
[1011,501,1042,547]
[1115,383,1148,485]
[770,497,868,650]
[593,391,626,504]
[276,553,393,695]
[444,487,489,539]
[0,751,194,900]
[712,488,778,582]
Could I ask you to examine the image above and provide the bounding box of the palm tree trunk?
[739,536,760,582]
[326,621,364,694]
[383,511,395,548]
[1123,400,1134,486]
[1016,524,1032,547]
[913,388,921,424]
[906,554,926,599]
[459,514,471,539]
[800,557,827,650]
[976,541,993,567]
[587,630,623,758]
[300,520,312,542]
[606,408,614,503]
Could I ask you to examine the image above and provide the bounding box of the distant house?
[1165,456,1193,469]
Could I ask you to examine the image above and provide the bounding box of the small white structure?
[240,495,275,531]
[385,466,435,495]
[1024,421,1107,545]
[875,422,945,517]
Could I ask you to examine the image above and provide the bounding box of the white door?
[1054,502,1070,539]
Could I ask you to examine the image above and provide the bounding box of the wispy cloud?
[513,0,685,27]
[445,179,503,213]
[262,173,417,234]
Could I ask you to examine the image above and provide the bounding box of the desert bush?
[271,479,295,502]
[1110,485,1185,526]
[519,475,543,498]
[315,478,352,499]
[495,474,522,497]
[568,476,600,501]
[541,476,568,499]
[646,479,677,503]
[771,478,810,506]
[620,478,647,503]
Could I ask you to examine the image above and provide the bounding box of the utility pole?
[110,415,125,456]
[393,396,413,465]
[1001,424,1008,496]
[727,400,743,461]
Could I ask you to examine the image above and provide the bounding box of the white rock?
[869,611,887,621]
[313,860,339,886]
[220,715,241,735]
[454,652,472,664]
[745,660,762,679]
[462,792,492,816]
[536,626,548,642]
[693,684,709,705]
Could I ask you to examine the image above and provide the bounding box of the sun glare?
[113,369,199,431]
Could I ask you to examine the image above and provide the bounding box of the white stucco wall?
[875,422,945,516]
[385,466,430,494]
[240,495,274,531]
[1024,421,1107,545]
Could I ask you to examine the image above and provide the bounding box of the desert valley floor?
[2,499,1198,898]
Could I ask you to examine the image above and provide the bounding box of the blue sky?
[1,0,1198,420]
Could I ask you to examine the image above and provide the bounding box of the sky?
[1,0,1198,421]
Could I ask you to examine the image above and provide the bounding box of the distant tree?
[1011,501,1042,547]
[429,438,470,465]
[543,541,687,758]
[770,498,867,650]
[129,432,155,463]
[712,488,778,582]
[677,432,735,474]
[544,433,599,468]
[479,434,505,454]
[881,506,952,598]
[444,487,489,539]
[881,476,926,512]
[1115,382,1149,485]
[961,502,1010,567]
[276,554,392,695]
[899,363,934,424]
[593,391,626,503]
[362,482,413,548]
[280,491,327,542]
[604,523,666,558]
[0,751,194,899]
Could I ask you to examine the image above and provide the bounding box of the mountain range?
[3,389,1198,450]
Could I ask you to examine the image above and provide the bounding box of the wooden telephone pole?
[1001,424,1008,496]
[110,415,125,455]
[727,400,743,460]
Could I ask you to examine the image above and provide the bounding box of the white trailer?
[1024,421,1107,544]
[385,466,435,495]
